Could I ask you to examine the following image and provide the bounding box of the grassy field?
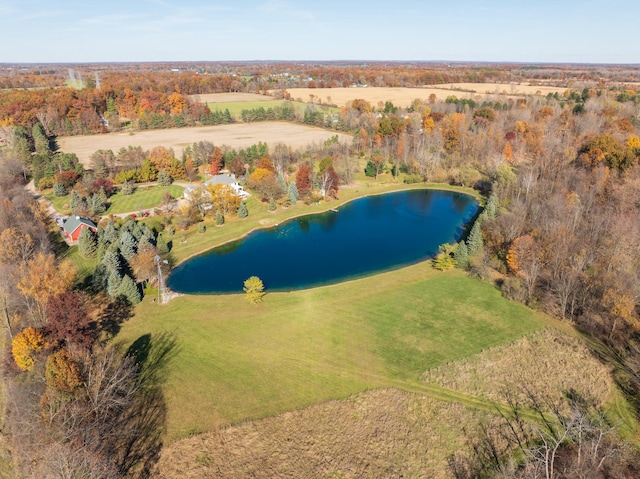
[116,262,546,440]
[46,184,184,216]
[206,99,339,119]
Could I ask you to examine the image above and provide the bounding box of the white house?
[184,173,249,201]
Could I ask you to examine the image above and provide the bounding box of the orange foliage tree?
[17,252,76,324]
[12,326,45,371]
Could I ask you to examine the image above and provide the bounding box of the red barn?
[62,216,97,242]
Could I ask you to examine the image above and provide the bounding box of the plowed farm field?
[58,122,351,168]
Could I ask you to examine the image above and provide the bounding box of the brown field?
[428,82,566,96]
[57,122,352,167]
[277,83,568,108]
[152,388,479,479]
[151,328,613,479]
[188,92,273,103]
[423,328,613,408]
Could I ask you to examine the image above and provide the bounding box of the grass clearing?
[116,263,545,440]
[45,184,184,216]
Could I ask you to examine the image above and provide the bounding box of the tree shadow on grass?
[115,331,180,478]
[97,300,135,340]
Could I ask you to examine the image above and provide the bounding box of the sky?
[0,0,638,64]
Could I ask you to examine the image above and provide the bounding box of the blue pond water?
[167,189,478,294]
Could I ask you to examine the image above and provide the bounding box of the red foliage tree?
[295,163,312,196]
[45,292,95,350]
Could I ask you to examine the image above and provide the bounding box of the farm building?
[62,216,97,242]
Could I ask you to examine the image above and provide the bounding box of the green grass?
[116,263,546,440]
[45,184,184,216]
[106,184,184,214]
[207,100,339,119]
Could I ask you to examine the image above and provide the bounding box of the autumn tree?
[244,276,265,303]
[0,227,34,263]
[12,326,45,371]
[208,146,224,176]
[295,163,313,197]
[17,252,76,324]
[45,291,95,350]
[148,146,175,172]
[207,184,241,215]
[246,167,281,200]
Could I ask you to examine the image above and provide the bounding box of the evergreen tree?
[157,169,172,186]
[237,201,248,219]
[70,190,82,211]
[288,182,298,205]
[453,241,469,269]
[215,211,224,226]
[107,271,123,298]
[156,234,169,254]
[268,197,277,211]
[92,264,109,292]
[485,194,498,219]
[119,231,138,260]
[53,183,67,197]
[102,221,119,245]
[117,274,141,305]
[467,221,484,256]
[277,174,287,192]
[89,194,106,215]
[121,180,135,195]
[78,227,97,258]
[102,250,121,276]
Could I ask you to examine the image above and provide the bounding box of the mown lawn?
[116,262,546,440]
[46,184,184,216]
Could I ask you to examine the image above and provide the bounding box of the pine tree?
[277,174,287,192]
[119,231,138,260]
[89,194,106,215]
[453,241,469,269]
[107,271,123,298]
[117,274,141,305]
[102,250,121,276]
[157,169,172,186]
[268,197,277,211]
[101,221,119,244]
[467,222,484,256]
[53,183,67,197]
[156,234,169,254]
[78,227,97,258]
[215,211,225,226]
[70,190,82,211]
[485,194,498,219]
[288,182,298,205]
[237,201,248,219]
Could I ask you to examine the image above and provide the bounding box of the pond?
[167,189,479,294]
